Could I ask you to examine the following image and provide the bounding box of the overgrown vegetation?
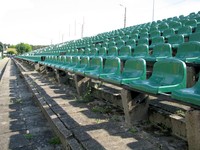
[48,137,61,145]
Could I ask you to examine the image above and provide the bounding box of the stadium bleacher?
[17,11,200,108]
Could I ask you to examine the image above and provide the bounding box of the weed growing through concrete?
[92,106,111,114]
[175,109,185,117]
[129,127,138,134]
[48,137,61,145]
[24,133,33,140]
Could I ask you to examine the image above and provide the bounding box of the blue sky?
[0,0,199,45]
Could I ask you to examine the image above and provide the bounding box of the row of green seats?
[39,55,200,107]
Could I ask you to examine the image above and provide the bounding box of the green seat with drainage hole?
[84,57,103,79]
[145,43,172,62]
[172,78,200,106]
[101,58,146,85]
[175,41,200,63]
[125,58,187,94]
[73,57,90,75]
[99,57,121,79]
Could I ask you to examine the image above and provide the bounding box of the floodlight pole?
[120,4,126,28]
[81,17,84,38]
[152,0,155,21]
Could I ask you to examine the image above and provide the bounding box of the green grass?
[24,133,33,140]
[129,127,138,134]
[92,106,111,114]
[48,137,61,145]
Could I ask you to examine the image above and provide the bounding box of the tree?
[16,43,32,54]
[7,48,17,55]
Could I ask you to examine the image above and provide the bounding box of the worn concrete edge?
[13,59,84,150]
[0,58,10,82]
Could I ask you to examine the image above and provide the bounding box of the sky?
[0,0,199,45]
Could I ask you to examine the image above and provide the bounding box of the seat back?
[178,26,192,36]
[150,36,165,48]
[108,41,116,48]
[84,48,91,56]
[175,41,200,60]
[163,28,175,39]
[139,32,149,39]
[90,48,99,56]
[99,47,107,57]
[189,32,200,42]
[87,57,103,71]
[126,39,136,49]
[122,58,146,79]
[79,56,89,67]
[103,58,121,74]
[168,21,182,31]
[149,30,161,39]
[168,34,184,45]
[152,43,172,57]
[151,58,186,87]
[107,46,118,57]
[119,45,132,56]
[133,44,149,57]
[184,19,197,28]
[158,23,169,32]
[116,40,125,50]
[71,56,80,66]
[137,38,149,46]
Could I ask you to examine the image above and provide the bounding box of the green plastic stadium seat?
[118,45,132,60]
[163,28,175,39]
[73,57,90,74]
[168,21,182,31]
[65,56,80,72]
[172,78,200,106]
[184,19,197,29]
[145,43,172,61]
[84,57,103,79]
[90,48,99,57]
[107,46,118,58]
[149,30,161,39]
[139,32,149,39]
[108,41,116,48]
[177,26,192,37]
[98,47,107,58]
[149,36,165,49]
[195,24,200,33]
[158,23,169,33]
[101,58,146,85]
[60,56,72,70]
[189,32,200,42]
[122,35,130,42]
[132,44,149,58]
[126,39,136,50]
[175,41,200,63]
[130,33,139,40]
[116,40,125,50]
[137,38,149,46]
[168,34,184,49]
[125,58,187,94]
[99,58,121,79]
